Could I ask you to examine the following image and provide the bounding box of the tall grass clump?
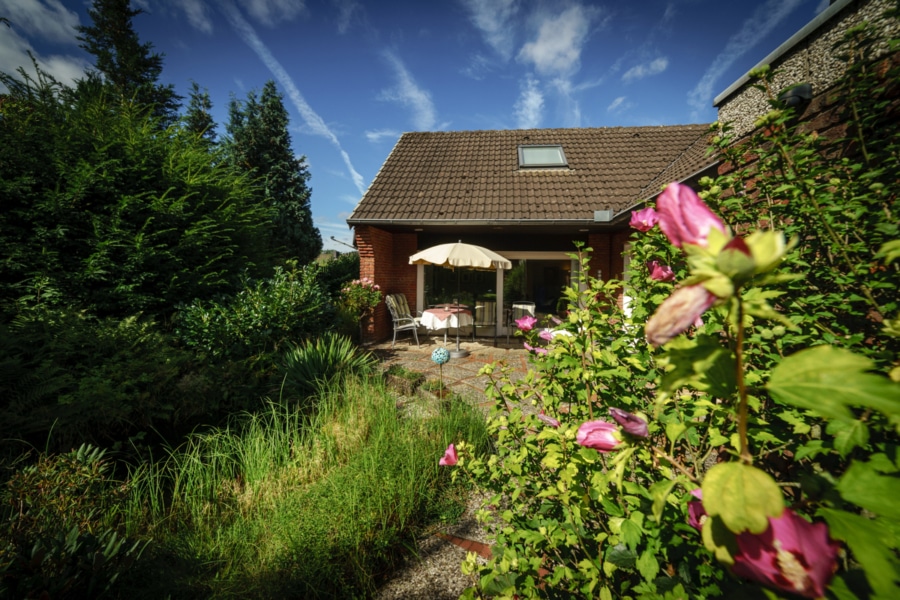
[122,374,487,598]
[281,332,377,401]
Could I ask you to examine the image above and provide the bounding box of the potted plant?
[340,277,382,343]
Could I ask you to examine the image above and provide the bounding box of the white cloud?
[177,0,214,34]
[461,52,492,80]
[514,75,543,129]
[607,96,626,112]
[365,129,401,143]
[237,0,306,27]
[621,56,669,82]
[0,0,81,44]
[222,2,366,195]
[663,3,676,22]
[687,0,805,116]
[0,1,88,89]
[379,50,437,131]
[332,0,362,34]
[459,0,519,60]
[517,4,597,76]
[551,77,581,127]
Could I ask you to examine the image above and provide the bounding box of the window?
[518,145,567,168]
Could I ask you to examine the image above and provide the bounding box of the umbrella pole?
[450,267,469,358]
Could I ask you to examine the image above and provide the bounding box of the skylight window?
[518,145,568,168]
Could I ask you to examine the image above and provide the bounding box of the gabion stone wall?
[716,0,899,139]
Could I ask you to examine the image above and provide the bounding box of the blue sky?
[1,0,828,251]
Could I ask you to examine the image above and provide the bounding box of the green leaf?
[701,514,738,565]
[621,519,642,550]
[837,460,900,520]
[777,410,812,435]
[768,345,900,420]
[636,549,660,582]
[827,419,870,458]
[876,239,900,264]
[650,478,680,523]
[702,462,783,534]
[606,543,636,569]
[820,508,900,597]
[659,335,736,399]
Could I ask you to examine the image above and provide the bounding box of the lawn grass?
[120,374,487,598]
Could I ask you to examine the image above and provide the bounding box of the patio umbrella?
[410,241,512,357]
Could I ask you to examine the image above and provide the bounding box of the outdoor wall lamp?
[778,82,812,108]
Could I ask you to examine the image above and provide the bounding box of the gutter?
[713,0,853,107]
[345,218,611,227]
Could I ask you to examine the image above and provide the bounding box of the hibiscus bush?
[445,16,899,600]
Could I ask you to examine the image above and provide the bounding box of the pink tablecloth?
[421,307,473,331]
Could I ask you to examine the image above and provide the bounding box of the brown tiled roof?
[348,125,716,226]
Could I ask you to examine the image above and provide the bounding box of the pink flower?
[550,315,562,325]
[687,489,706,531]
[656,182,727,248]
[648,260,675,282]
[608,407,649,438]
[645,284,717,347]
[630,207,659,232]
[575,420,621,452]
[731,509,839,599]
[439,443,458,466]
[524,342,548,356]
[538,329,554,341]
[537,410,560,428]
[516,315,538,331]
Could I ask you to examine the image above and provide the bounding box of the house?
[347,126,718,342]
[347,0,897,345]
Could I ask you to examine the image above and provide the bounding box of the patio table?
[421,305,474,343]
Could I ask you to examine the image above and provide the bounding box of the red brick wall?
[586,232,628,282]
[355,225,418,343]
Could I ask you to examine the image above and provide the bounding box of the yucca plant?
[282,332,377,400]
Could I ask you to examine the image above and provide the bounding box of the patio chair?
[506,301,536,344]
[474,300,499,347]
[385,293,422,349]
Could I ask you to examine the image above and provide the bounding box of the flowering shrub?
[340,277,382,320]
[445,19,900,597]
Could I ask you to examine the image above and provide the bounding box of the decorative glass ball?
[431,347,450,365]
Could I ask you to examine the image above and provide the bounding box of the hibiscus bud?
[576,420,621,452]
[687,489,707,531]
[538,329,554,341]
[516,315,538,331]
[657,182,727,248]
[648,260,675,282]
[439,443,458,466]
[608,407,649,438]
[537,410,560,428]
[731,509,839,599]
[524,342,548,356]
[645,285,717,346]
[630,207,659,232]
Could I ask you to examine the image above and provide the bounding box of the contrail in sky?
[687,0,805,118]
[221,2,366,196]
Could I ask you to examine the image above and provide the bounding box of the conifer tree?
[184,81,216,145]
[76,0,179,124]
[226,81,322,264]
